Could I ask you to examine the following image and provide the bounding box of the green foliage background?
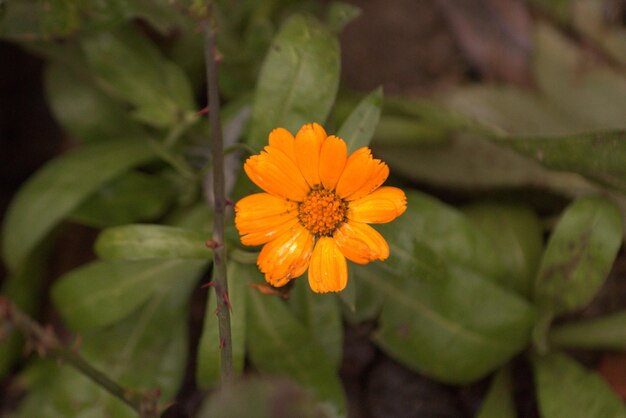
[1,0,626,417]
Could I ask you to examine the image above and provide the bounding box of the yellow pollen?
[298,188,347,237]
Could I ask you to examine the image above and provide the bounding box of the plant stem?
[203,14,234,384]
[0,296,159,418]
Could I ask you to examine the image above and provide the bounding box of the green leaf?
[213,9,274,99]
[442,24,626,137]
[441,24,626,194]
[533,23,626,131]
[289,284,343,368]
[476,367,517,418]
[374,114,448,145]
[196,262,248,388]
[17,269,198,417]
[325,2,361,34]
[534,196,622,317]
[125,0,191,33]
[44,61,144,142]
[389,88,626,192]
[442,85,583,136]
[0,1,44,39]
[81,23,195,127]
[16,361,140,418]
[533,196,621,351]
[0,242,51,378]
[342,270,384,324]
[247,276,346,414]
[247,14,340,149]
[51,259,207,331]
[1,0,189,41]
[383,96,484,132]
[356,191,534,382]
[41,0,82,36]
[376,133,594,193]
[337,268,356,312]
[81,279,194,402]
[337,87,383,152]
[360,260,535,384]
[438,25,626,197]
[571,0,626,67]
[165,202,213,231]
[1,138,155,272]
[463,202,544,297]
[0,321,25,380]
[550,310,626,350]
[497,131,626,194]
[196,376,338,418]
[95,224,211,260]
[533,353,626,418]
[71,171,175,228]
[377,190,504,281]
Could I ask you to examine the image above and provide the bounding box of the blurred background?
[1,0,626,417]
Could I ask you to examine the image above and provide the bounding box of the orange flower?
[235,123,407,293]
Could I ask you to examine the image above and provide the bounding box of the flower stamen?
[298,188,347,237]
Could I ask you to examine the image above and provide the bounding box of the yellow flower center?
[298,188,347,237]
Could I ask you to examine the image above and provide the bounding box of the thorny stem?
[0,296,159,418]
[203,12,234,384]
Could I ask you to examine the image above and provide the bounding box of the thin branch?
[0,296,159,418]
[203,12,234,384]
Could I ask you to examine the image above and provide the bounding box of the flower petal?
[244,146,310,201]
[236,208,295,235]
[308,236,348,293]
[295,123,327,188]
[335,147,389,201]
[257,224,314,287]
[241,217,299,246]
[235,193,298,223]
[319,135,348,190]
[334,221,389,264]
[348,187,407,224]
[235,193,299,246]
[268,127,296,161]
